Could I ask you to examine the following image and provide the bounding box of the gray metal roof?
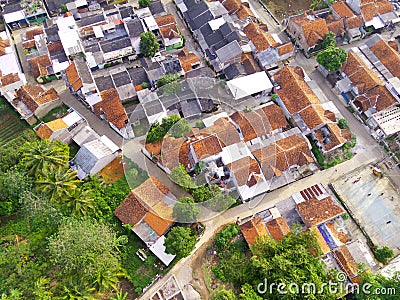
[162,59,182,74]
[76,13,105,28]
[125,18,145,37]
[149,0,165,16]
[128,67,149,86]
[94,74,114,92]
[181,99,201,118]
[215,40,242,64]
[99,36,132,53]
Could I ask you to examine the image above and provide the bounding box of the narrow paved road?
[60,90,124,147]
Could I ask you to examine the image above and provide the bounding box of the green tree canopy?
[374,246,394,264]
[210,288,237,300]
[138,0,150,8]
[140,31,160,57]
[48,217,123,292]
[164,226,196,258]
[157,73,180,87]
[168,118,191,138]
[19,139,69,177]
[170,165,195,190]
[146,114,184,143]
[158,73,181,96]
[172,197,200,223]
[317,47,348,72]
[239,284,262,300]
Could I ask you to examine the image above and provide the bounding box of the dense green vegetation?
[146,115,191,143]
[316,47,348,72]
[139,31,160,57]
[170,165,236,211]
[172,197,201,223]
[210,224,341,299]
[0,138,160,298]
[164,226,197,259]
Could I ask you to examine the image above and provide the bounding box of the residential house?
[114,177,177,265]
[339,49,398,116]
[125,17,146,54]
[64,56,99,106]
[251,131,317,190]
[177,0,215,32]
[28,54,53,83]
[72,135,120,179]
[137,89,168,124]
[243,22,294,70]
[274,66,350,153]
[2,0,48,30]
[149,0,166,16]
[331,0,365,41]
[93,88,132,138]
[99,36,134,63]
[57,15,83,56]
[155,14,183,50]
[34,108,87,143]
[368,106,400,139]
[346,0,396,30]
[21,27,44,52]
[220,0,255,20]
[177,49,201,73]
[227,71,273,100]
[0,31,26,101]
[109,66,137,103]
[127,67,150,91]
[239,217,269,246]
[14,85,60,124]
[75,13,107,37]
[332,245,361,283]
[286,11,330,54]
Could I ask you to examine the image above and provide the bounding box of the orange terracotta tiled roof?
[292,14,329,47]
[376,0,393,15]
[143,211,173,236]
[178,50,200,73]
[326,16,345,36]
[22,40,35,49]
[35,123,53,139]
[341,51,383,94]
[191,134,222,161]
[0,73,20,87]
[324,110,337,122]
[155,14,180,40]
[360,2,378,21]
[354,85,397,112]
[25,27,44,40]
[265,217,291,241]
[296,196,345,228]
[331,1,356,18]
[17,85,59,113]
[252,134,314,179]
[47,40,64,54]
[277,43,294,56]
[133,176,170,206]
[236,4,255,19]
[241,53,261,74]
[274,66,321,114]
[388,40,399,52]
[298,105,329,130]
[0,35,10,56]
[94,88,128,130]
[230,110,271,142]
[244,22,279,52]
[346,15,364,29]
[228,156,262,187]
[332,245,359,282]
[65,62,83,92]
[370,39,400,78]
[28,54,52,79]
[160,136,186,170]
[315,123,350,151]
[220,0,242,14]
[240,217,269,245]
[114,192,148,226]
[200,117,241,147]
[309,226,330,255]
[256,103,288,131]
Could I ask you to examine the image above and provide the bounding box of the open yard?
[332,165,400,255]
[0,97,36,148]
[264,0,313,21]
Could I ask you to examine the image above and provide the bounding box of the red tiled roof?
[240,217,268,245]
[0,35,10,56]
[94,88,128,130]
[354,85,397,112]
[17,85,59,113]
[236,4,255,19]
[360,2,378,21]
[277,43,294,56]
[332,245,359,282]
[155,14,180,40]
[114,192,148,226]
[265,217,291,241]
[331,1,356,18]
[0,73,20,87]
[28,54,52,79]
[274,66,321,114]
[296,196,345,228]
[346,15,364,29]
[256,103,288,131]
[241,53,261,74]
[22,40,35,49]
[243,22,279,52]
[200,117,241,147]
[370,39,400,78]
[178,50,200,73]
[143,211,173,236]
[191,134,222,161]
[35,123,53,139]
[65,62,83,92]
[25,27,44,40]
[291,14,329,47]
[47,40,64,54]
[315,123,350,151]
[228,156,262,187]
[326,17,345,36]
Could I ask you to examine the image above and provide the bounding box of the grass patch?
[40,104,69,123]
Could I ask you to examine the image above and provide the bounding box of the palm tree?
[111,291,128,300]
[61,284,97,300]
[91,268,122,293]
[20,139,69,177]
[35,166,82,201]
[63,188,95,218]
